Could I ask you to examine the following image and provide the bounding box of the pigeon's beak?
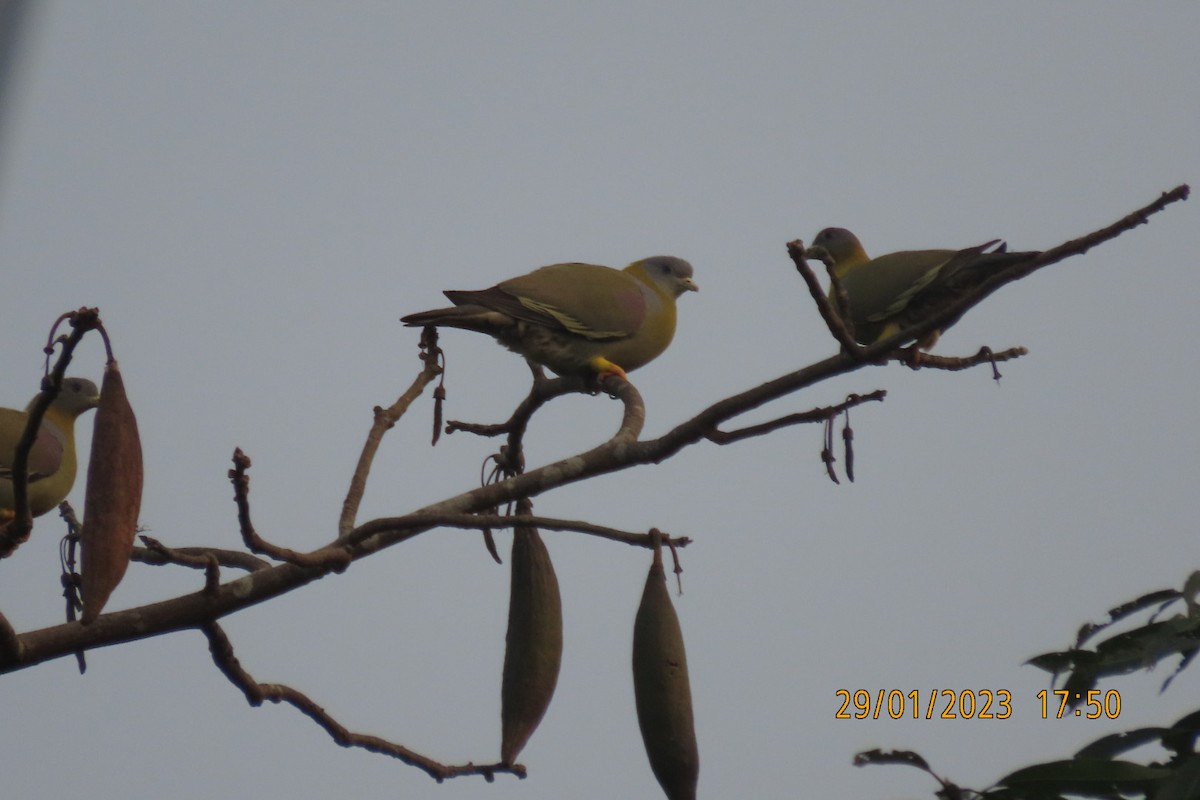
[803,245,830,262]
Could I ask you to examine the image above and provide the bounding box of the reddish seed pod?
[80,360,143,624]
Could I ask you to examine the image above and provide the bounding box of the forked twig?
[202,623,524,782]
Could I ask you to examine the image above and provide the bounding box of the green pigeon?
[807,227,1037,349]
[0,377,101,524]
[402,257,697,379]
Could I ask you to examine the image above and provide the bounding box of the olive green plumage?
[808,227,1038,348]
[402,257,697,379]
[0,377,101,522]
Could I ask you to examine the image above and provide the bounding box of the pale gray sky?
[1,3,1197,798]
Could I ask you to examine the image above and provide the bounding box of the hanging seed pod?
[80,360,143,624]
[632,550,699,800]
[499,521,563,764]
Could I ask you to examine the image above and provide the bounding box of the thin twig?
[338,330,444,536]
[789,245,863,354]
[899,345,1027,375]
[202,623,524,782]
[350,512,691,550]
[706,390,886,445]
[203,555,221,595]
[134,535,271,573]
[229,449,352,571]
[445,372,585,440]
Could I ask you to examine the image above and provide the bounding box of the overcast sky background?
[1,3,1198,798]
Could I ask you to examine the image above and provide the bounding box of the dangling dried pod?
[499,520,563,764]
[80,359,143,624]
[632,545,699,800]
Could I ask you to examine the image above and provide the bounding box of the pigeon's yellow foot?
[590,356,629,382]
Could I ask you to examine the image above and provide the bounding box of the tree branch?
[705,390,886,445]
[791,248,862,353]
[351,513,691,550]
[1,186,1186,685]
[202,623,522,782]
[230,448,352,571]
[339,327,444,536]
[134,535,271,573]
[446,371,588,440]
[905,345,1029,378]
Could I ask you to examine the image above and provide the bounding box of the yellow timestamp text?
[835,689,1013,720]
[1037,689,1121,719]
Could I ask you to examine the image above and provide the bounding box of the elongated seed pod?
[632,555,698,800]
[80,360,143,624]
[500,522,563,764]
